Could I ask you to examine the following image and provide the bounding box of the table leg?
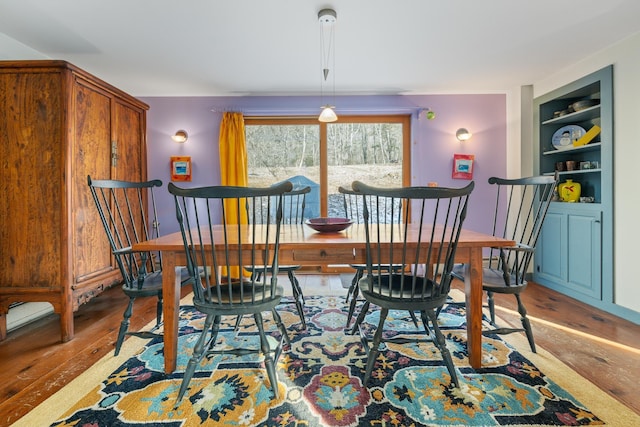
[464,247,483,369]
[163,251,180,373]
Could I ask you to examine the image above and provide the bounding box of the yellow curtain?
[218,112,248,278]
[219,112,248,188]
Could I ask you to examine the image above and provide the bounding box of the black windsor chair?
[168,181,293,405]
[338,185,405,328]
[455,174,558,353]
[245,185,311,328]
[88,176,190,356]
[349,180,474,387]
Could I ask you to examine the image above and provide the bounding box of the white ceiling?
[1,0,639,97]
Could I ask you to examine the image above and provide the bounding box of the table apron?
[169,247,473,266]
[283,247,362,264]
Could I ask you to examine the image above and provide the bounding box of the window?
[245,115,410,217]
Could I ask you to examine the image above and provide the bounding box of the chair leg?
[408,311,420,329]
[272,308,291,348]
[515,294,536,353]
[207,315,222,351]
[346,293,359,328]
[287,271,306,329]
[487,291,497,325]
[156,293,163,327]
[233,315,243,332]
[115,297,135,356]
[424,310,459,387]
[345,275,362,327]
[350,300,370,335]
[363,307,388,385]
[344,269,363,304]
[289,270,305,302]
[255,312,279,399]
[176,314,218,406]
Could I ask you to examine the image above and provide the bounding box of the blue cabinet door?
[537,210,566,281]
[534,204,602,299]
[567,210,602,298]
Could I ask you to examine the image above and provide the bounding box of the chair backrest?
[338,185,402,224]
[168,181,293,307]
[87,176,163,288]
[251,185,310,225]
[352,180,474,302]
[487,174,559,285]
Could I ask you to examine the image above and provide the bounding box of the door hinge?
[111,141,118,167]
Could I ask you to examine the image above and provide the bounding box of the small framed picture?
[452,154,474,179]
[171,156,192,182]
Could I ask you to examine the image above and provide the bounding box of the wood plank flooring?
[0,275,638,426]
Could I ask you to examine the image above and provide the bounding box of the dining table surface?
[133,223,515,374]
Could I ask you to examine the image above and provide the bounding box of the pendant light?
[318,8,338,122]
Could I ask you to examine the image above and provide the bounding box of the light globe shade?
[171,130,188,143]
[456,128,472,142]
[318,106,338,122]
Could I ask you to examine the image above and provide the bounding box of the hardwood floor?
[1,275,638,426]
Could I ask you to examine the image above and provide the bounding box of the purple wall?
[140,94,506,235]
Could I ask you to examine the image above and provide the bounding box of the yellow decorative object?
[573,125,600,147]
[558,179,581,202]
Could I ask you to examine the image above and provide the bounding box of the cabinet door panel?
[72,80,114,283]
[567,211,601,298]
[538,211,566,281]
[113,100,145,182]
[0,72,64,288]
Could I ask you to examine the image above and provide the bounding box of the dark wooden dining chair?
[349,180,474,387]
[338,185,404,327]
[459,174,558,353]
[88,176,190,356]
[168,181,293,405]
[245,185,311,328]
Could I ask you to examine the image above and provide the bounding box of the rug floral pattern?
[51,296,603,426]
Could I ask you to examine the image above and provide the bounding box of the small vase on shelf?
[558,179,581,202]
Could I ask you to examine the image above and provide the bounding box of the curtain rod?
[211,107,432,116]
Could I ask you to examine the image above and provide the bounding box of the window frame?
[244,114,411,216]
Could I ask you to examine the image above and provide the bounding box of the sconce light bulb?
[456,128,472,142]
[172,130,188,143]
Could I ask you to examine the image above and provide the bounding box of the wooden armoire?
[0,60,149,342]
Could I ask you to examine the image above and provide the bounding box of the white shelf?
[544,169,601,176]
[542,104,600,125]
[542,142,601,156]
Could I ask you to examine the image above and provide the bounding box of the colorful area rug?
[20,295,638,426]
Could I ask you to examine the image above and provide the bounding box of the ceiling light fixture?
[318,8,338,123]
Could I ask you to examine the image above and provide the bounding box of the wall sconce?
[171,130,188,143]
[418,108,436,120]
[456,128,472,142]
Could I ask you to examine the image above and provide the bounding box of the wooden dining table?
[133,223,514,374]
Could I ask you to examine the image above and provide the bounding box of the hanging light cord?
[318,9,338,122]
[319,15,336,107]
[320,20,335,82]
